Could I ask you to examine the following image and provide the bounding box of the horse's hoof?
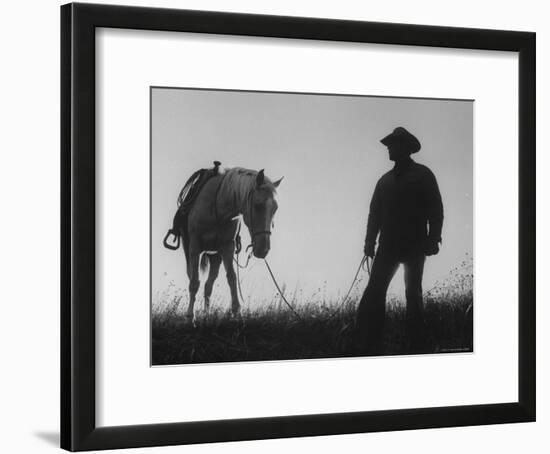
[230,310,243,324]
[184,313,196,327]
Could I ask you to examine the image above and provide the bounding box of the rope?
[328,255,369,319]
[234,249,253,305]
[234,249,253,269]
[263,259,303,321]
[234,251,368,323]
[235,253,246,306]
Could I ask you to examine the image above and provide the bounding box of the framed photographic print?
[61,2,536,451]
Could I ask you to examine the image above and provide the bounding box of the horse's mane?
[220,167,276,210]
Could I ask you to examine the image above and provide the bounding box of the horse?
[164,166,282,323]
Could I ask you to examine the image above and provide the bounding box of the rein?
[211,169,370,322]
[263,259,303,321]
[235,169,371,319]
[328,255,369,319]
[229,179,303,319]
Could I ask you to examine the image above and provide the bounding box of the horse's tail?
[199,253,209,273]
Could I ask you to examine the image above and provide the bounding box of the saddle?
[163,161,222,251]
[178,161,221,211]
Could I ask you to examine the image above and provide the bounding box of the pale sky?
[151,87,473,307]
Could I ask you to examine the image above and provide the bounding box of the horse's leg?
[186,244,201,323]
[204,253,222,313]
[220,243,240,317]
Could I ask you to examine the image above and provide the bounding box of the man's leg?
[403,255,428,352]
[355,252,399,354]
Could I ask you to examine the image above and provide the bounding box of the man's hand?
[364,243,375,258]
[425,239,440,256]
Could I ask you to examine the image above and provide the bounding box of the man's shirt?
[365,159,444,258]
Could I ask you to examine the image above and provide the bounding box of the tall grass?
[152,258,473,365]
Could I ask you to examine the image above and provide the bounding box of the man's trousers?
[355,250,427,354]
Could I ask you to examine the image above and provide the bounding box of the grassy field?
[151,260,473,365]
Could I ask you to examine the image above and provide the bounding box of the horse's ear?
[273,177,284,188]
[256,169,265,186]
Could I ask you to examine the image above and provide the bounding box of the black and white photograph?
[151,87,473,365]
[0,0,543,452]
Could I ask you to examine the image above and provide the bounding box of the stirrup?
[163,229,180,250]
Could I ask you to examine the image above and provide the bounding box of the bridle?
[245,188,272,244]
[213,174,273,249]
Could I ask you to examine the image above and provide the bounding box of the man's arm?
[364,181,382,257]
[425,169,444,249]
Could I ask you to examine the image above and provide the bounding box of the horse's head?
[245,169,283,259]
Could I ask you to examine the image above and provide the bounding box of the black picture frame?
[61,2,536,451]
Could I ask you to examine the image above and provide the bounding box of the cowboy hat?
[380,127,421,154]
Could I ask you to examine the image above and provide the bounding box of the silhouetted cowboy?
[355,127,444,354]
